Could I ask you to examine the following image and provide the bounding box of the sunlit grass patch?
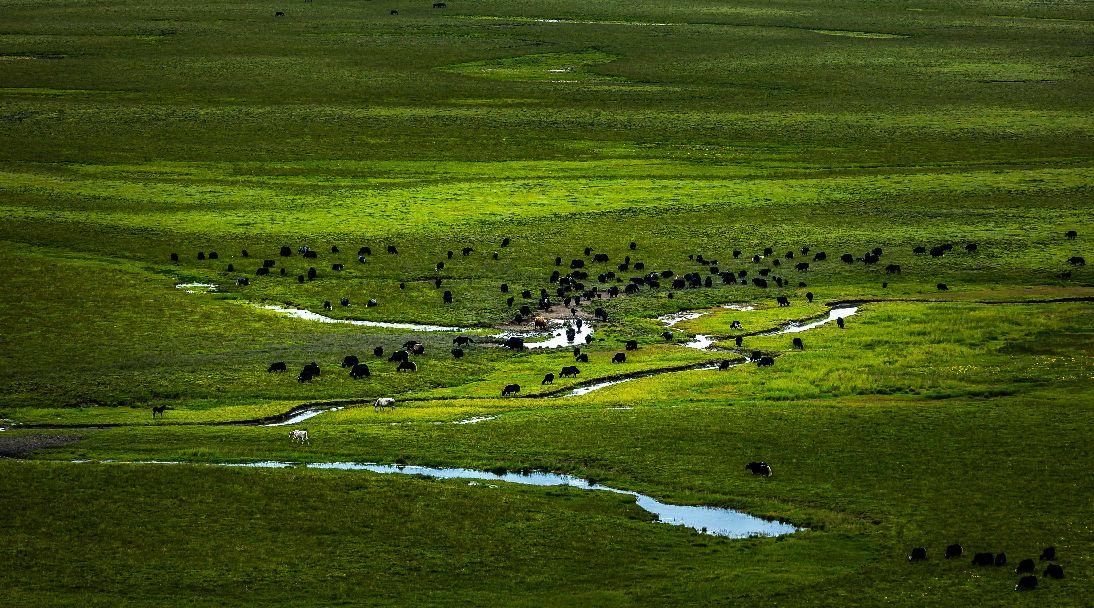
[441,49,624,83]
[810,29,908,39]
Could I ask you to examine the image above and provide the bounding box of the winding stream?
[669,304,859,351]
[75,459,798,538]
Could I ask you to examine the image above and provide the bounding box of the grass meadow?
[0,0,1091,605]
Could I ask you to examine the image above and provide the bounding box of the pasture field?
[0,0,1091,606]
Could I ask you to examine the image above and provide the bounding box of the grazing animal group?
[907,544,1065,592]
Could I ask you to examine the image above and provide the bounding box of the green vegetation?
[0,0,1091,605]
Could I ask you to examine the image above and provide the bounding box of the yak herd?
[908,543,1066,592]
[170,229,1085,396]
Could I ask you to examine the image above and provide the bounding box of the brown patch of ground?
[0,434,83,458]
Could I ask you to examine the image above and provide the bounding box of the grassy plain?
[0,0,1091,605]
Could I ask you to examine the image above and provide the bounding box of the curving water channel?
[265,406,344,427]
[258,304,468,332]
[759,306,858,335]
[77,459,798,538]
[667,304,859,351]
[175,283,595,345]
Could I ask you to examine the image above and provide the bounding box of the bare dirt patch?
[0,434,83,458]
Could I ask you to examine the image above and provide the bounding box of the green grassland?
[0,0,1091,605]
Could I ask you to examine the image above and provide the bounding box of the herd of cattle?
[171,230,1083,394]
[172,229,1083,320]
[908,543,1066,592]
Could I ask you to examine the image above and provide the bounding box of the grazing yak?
[965,243,978,252]
[718,359,733,370]
[387,245,398,254]
[806,291,814,303]
[840,253,855,263]
[995,553,1007,567]
[1015,576,1037,592]
[756,356,775,366]
[397,360,417,372]
[373,346,384,357]
[937,283,949,291]
[972,553,995,567]
[625,340,638,351]
[275,11,285,16]
[660,331,673,341]
[388,350,409,362]
[792,337,803,349]
[340,297,349,307]
[575,353,589,363]
[256,267,269,276]
[359,246,372,256]
[1065,229,1077,239]
[367,298,378,307]
[332,263,344,271]
[1068,256,1086,266]
[324,300,333,311]
[837,317,845,329]
[151,405,168,418]
[795,262,809,271]
[341,355,359,368]
[1044,564,1064,579]
[908,547,927,562]
[886,264,901,274]
[745,461,772,476]
[237,277,250,286]
[503,337,525,350]
[307,267,317,280]
[451,347,464,358]
[560,365,580,378]
[280,246,292,257]
[776,296,790,307]
[735,336,743,347]
[612,352,626,364]
[443,290,453,304]
[1040,546,1056,561]
[208,251,219,260]
[454,335,474,346]
[1015,558,1036,574]
[813,251,827,261]
[945,544,963,559]
[630,241,637,250]
[350,363,370,379]
[542,373,555,385]
[501,384,521,397]
[752,278,768,288]
[268,361,287,373]
[374,397,395,412]
[170,252,179,262]
[534,316,549,329]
